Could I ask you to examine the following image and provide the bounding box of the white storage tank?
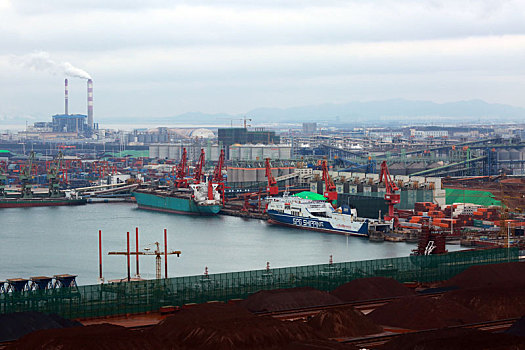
[168,145,181,160]
[149,145,159,158]
[498,149,509,161]
[240,145,252,161]
[252,145,264,161]
[229,145,240,160]
[279,146,292,159]
[509,148,520,161]
[158,145,169,159]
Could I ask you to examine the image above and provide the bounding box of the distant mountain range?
[120,99,525,126]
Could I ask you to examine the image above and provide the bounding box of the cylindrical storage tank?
[240,145,251,161]
[252,145,263,161]
[227,168,238,183]
[348,184,357,194]
[149,145,159,158]
[210,145,219,162]
[158,145,169,159]
[336,183,344,194]
[168,145,181,160]
[256,167,266,182]
[245,168,257,182]
[279,146,291,160]
[229,145,240,160]
[498,149,509,161]
[270,147,280,159]
[262,146,271,159]
[509,148,520,160]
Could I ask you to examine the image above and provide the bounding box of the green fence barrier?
[0,248,518,319]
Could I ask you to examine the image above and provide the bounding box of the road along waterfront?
[0,203,463,285]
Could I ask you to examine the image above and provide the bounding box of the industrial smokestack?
[64,78,69,115]
[87,79,93,129]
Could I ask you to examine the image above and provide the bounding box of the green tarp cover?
[446,188,501,207]
[293,191,327,201]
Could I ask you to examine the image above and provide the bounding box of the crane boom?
[379,161,400,226]
[213,149,225,182]
[322,160,337,202]
[193,149,205,183]
[174,148,188,188]
[265,158,278,196]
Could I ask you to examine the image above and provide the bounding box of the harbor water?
[1,203,462,285]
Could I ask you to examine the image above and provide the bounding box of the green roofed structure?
[293,191,327,201]
[446,188,502,207]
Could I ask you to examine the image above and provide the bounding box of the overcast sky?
[1,0,525,125]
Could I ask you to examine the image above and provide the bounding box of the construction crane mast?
[265,158,278,196]
[193,149,205,183]
[379,161,400,226]
[322,160,337,203]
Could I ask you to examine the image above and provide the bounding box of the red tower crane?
[379,161,400,226]
[174,148,188,188]
[193,149,205,183]
[265,158,279,196]
[322,160,337,203]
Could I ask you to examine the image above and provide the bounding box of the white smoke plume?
[11,51,92,80]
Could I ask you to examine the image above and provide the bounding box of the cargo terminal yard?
[1,120,525,349]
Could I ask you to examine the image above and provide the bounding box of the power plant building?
[51,114,88,133]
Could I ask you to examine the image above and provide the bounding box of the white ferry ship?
[266,193,368,237]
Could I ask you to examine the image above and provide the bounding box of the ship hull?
[133,191,221,215]
[0,198,87,208]
[267,210,368,237]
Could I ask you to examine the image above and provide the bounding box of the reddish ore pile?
[445,284,525,321]
[7,324,168,350]
[443,262,525,289]
[0,312,81,342]
[380,328,525,350]
[306,306,383,338]
[241,287,342,313]
[330,277,414,302]
[150,302,319,349]
[368,296,482,330]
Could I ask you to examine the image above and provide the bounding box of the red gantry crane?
[265,158,279,196]
[193,149,205,183]
[379,161,400,226]
[322,160,338,203]
[174,148,188,188]
[212,149,226,204]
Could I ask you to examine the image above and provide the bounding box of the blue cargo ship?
[132,181,222,215]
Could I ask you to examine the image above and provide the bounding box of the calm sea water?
[0,203,462,286]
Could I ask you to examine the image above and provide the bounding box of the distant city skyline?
[1,0,525,124]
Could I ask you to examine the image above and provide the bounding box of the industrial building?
[218,128,280,146]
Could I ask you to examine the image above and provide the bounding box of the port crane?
[379,161,400,226]
[265,158,279,196]
[212,149,226,204]
[0,161,7,198]
[19,151,35,199]
[47,151,64,198]
[193,149,205,183]
[173,147,188,188]
[322,160,337,203]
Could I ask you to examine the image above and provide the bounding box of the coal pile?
[446,284,525,321]
[241,287,342,313]
[7,324,167,350]
[330,277,414,302]
[151,302,319,349]
[507,316,525,338]
[368,296,482,330]
[0,312,81,342]
[443,262,525,289]
[380,328,525,350]
[306,306,383,338]
[276,339,359,349]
